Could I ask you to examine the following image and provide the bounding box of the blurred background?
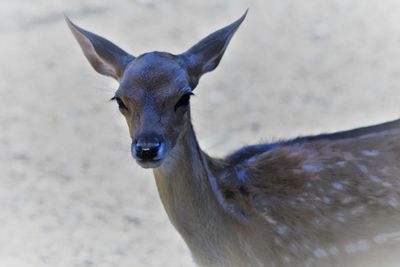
[1,0,400,266]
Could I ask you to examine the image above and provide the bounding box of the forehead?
[117,52,189,98]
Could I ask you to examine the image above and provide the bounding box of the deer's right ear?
[65,17,135,80]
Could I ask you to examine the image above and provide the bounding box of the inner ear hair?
[66,16,135,80]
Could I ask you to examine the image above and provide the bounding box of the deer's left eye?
[174,93,193,111]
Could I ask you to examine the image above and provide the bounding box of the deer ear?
[179,10,247,88]
[65,17,135,80]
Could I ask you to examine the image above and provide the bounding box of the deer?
[66,11,400,267]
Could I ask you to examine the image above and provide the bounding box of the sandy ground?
[1,0,400,266]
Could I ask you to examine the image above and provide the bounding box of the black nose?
[133,138,161,161]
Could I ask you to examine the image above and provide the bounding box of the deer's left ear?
[66,17,135,80]
[178,10,247,88]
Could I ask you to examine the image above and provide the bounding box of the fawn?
[67,11,400,267]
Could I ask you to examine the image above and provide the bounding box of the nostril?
[135,141,161,161]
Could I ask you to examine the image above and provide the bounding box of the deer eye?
[111,96,128,110]
[174,93,193,111]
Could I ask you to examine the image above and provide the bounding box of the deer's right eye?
[112,96,128,110]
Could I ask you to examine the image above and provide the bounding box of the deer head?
[66,11,247,168]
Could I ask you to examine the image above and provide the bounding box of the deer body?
[67,12,400,267]
[154,116,400,267]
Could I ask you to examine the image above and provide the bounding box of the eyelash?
[111,96,127,110]
[174,93,194,111]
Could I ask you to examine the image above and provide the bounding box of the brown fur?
[67,13,400,267]
[155,120,400,267]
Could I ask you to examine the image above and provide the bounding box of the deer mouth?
[136,158,164,169]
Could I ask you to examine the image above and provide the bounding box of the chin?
[136,159,164,169]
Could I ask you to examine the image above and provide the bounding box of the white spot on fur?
[336,212,346,222]
[343,152,355,160]
[335,161,347,168]
[343,240,371,255]
[313,248,328,258]
[342,196,354,204]
[276,225,289,235]
[297,197,305,203]
[351,205,366,216]
[263,214,277,225]
[332,182,344,190]
[371,231,400,244]
[383,182,392,187]
[323,196,332,204]
[369,175,382,183]
[388,197,400,208]
[357,164,369,174]
[362,150,380,157]
[303,163,323,173]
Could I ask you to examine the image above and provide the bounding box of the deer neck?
[152,117,229,245]
[153,118,217,220]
